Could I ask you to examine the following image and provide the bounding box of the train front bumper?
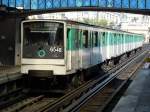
[21,64,66,76]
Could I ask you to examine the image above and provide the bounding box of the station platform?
[112,63,150,112]
[0,66,21,85]
[0,66,20,75]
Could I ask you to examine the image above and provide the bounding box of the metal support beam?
[0,0,150,16]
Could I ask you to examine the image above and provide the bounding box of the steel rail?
[80,52,148,112]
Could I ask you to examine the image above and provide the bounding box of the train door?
[75,29,80,70]
[82,30,89,68]
[72,28,80,70]
[91,31,99,65]
[66,28,72,70]
[67,28,80,70]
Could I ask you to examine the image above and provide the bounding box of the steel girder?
[0,0,149,10]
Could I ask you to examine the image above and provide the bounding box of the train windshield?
[23,21,64,46]
[22,21,64,59]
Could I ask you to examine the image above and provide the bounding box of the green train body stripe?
[66,28,144,50]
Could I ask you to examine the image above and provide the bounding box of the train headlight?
[37,50,46,57]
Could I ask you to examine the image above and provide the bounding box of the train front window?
[23,21,64,47]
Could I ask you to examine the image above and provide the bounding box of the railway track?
[79,55,145,112]
[34,51,147,112]
[1,95,59,112]
[0,49,148,112]
[0,72,23,110]
[47,51,147,112]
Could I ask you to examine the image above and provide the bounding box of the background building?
[28,11,121,27]
[120,13,150,43]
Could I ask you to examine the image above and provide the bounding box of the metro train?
[21,19,144,87]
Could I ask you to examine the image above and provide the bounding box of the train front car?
[21,20,66,78]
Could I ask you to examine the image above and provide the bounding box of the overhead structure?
[0,0,150,15]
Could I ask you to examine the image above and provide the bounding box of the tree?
[83,18,108,27]
[97,19,108,27]
[109,21,115,28]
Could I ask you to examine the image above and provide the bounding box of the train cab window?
[83,30,88,48]
[23,21,64,47]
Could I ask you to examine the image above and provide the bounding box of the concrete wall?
[0,17,21,66]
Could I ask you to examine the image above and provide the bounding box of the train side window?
[98,32,101,46]
[105,33,108,46]
[67,28,71,49]
[83,30,88,48]
[75,29,79,49]
[94,31,98,47]
[67,28,70,39]
[122,34,124,43]
[88,31,91,47]
[79,30,82,48]
[110,33,113,45]
[118,34,120,44]
[102,32,105,46]
[116,34,119,44]
[114,33,117,44]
